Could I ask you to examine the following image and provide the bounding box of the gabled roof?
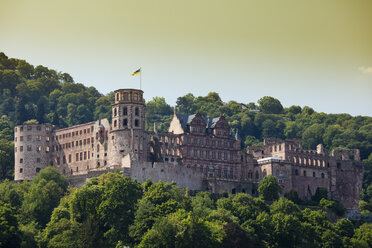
[175,113,237,138]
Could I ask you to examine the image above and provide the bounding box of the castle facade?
[14,89,363,209]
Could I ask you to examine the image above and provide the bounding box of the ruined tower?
[14,124,54,180]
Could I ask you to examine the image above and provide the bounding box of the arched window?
[114,120,117,127]
[123,119,128,127]
[135,107,139,116]
[114,108,117,116]
[123,107,128,116]
[263,169,267,176]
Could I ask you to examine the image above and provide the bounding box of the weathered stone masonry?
[14,88,364,210]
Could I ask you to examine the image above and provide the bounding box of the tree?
[0,139,14,180]
[311,187,328,203]
[284,189,300,204]
[221,222,254,248]
[0,201,22,248]
[257,96,283,114]
[302,123,325,149]
[176,93,196,114]
[20,167,68,227]
[258,175,282,201]
[270,198,301,217]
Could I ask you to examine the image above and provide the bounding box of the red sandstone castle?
[14,89,363,210]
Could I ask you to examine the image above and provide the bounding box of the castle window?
[79,140,82,146]
[263,169,267,176]
[303,170,307,177]
[123,107,128,115]
[76,153,79,161]
[36,168,40,173]
[88,151,90,159]
[295,169,298,175]
[104,160,107,165]
[313,172,316,177]
[19,168,23,173]
[135,119,139,127]
[36,146,41,152]
[199,150,203,158]
[84,152,87,160]
[114,120,117,127]
[255,171,259,179]
[80,130,82,135]
[57,157,60,165]
[37,126,41,131]
[337,162,341,169]
[27,145,32,151]
[212,152,215,159]
[135,107,139,116]
[114,108,117,116]
[80,152,83,161]
[218,152,222,159]
[27,135,32,141]
[321,173,325,178]
[20,146,23,152]
[37,158,41,163]
[63,156,66,164]
[84,139,86,145]
[20,127,23,132]
[20,136,23,141]
[123,119,128,127]
[116,93,119,101]
[76,167,78,172]
[20,158,23,163]
[84,129,86,134]
[27,126,32,131]
[69,154,71,163]
[193,150,197,156]
[46,136,50,142]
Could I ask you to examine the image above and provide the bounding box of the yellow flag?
[131,68,141,76]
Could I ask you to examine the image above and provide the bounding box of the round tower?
[111,89,145,131]
[109,89,148,165]
[14,124,53,181]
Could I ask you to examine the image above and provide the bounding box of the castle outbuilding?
[14,88,363,210]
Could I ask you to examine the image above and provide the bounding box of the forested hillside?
[1,168,372,248]
[1,52,372,214]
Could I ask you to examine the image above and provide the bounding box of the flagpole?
[140,67,142,90]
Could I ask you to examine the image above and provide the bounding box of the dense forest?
[1,168,372,248]
[0,52,372,247]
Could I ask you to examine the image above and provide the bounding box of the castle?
[14,89,364,210]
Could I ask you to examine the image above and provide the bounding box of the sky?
[0,0,371,116]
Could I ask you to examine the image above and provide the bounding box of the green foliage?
[284,189,300,204]
[0,201,22,248]
[312,187,328,203]
[319,198,346,216]
[257,96,283,114]
[258,175,282,201]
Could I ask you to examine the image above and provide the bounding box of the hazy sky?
[1,0,371,116]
